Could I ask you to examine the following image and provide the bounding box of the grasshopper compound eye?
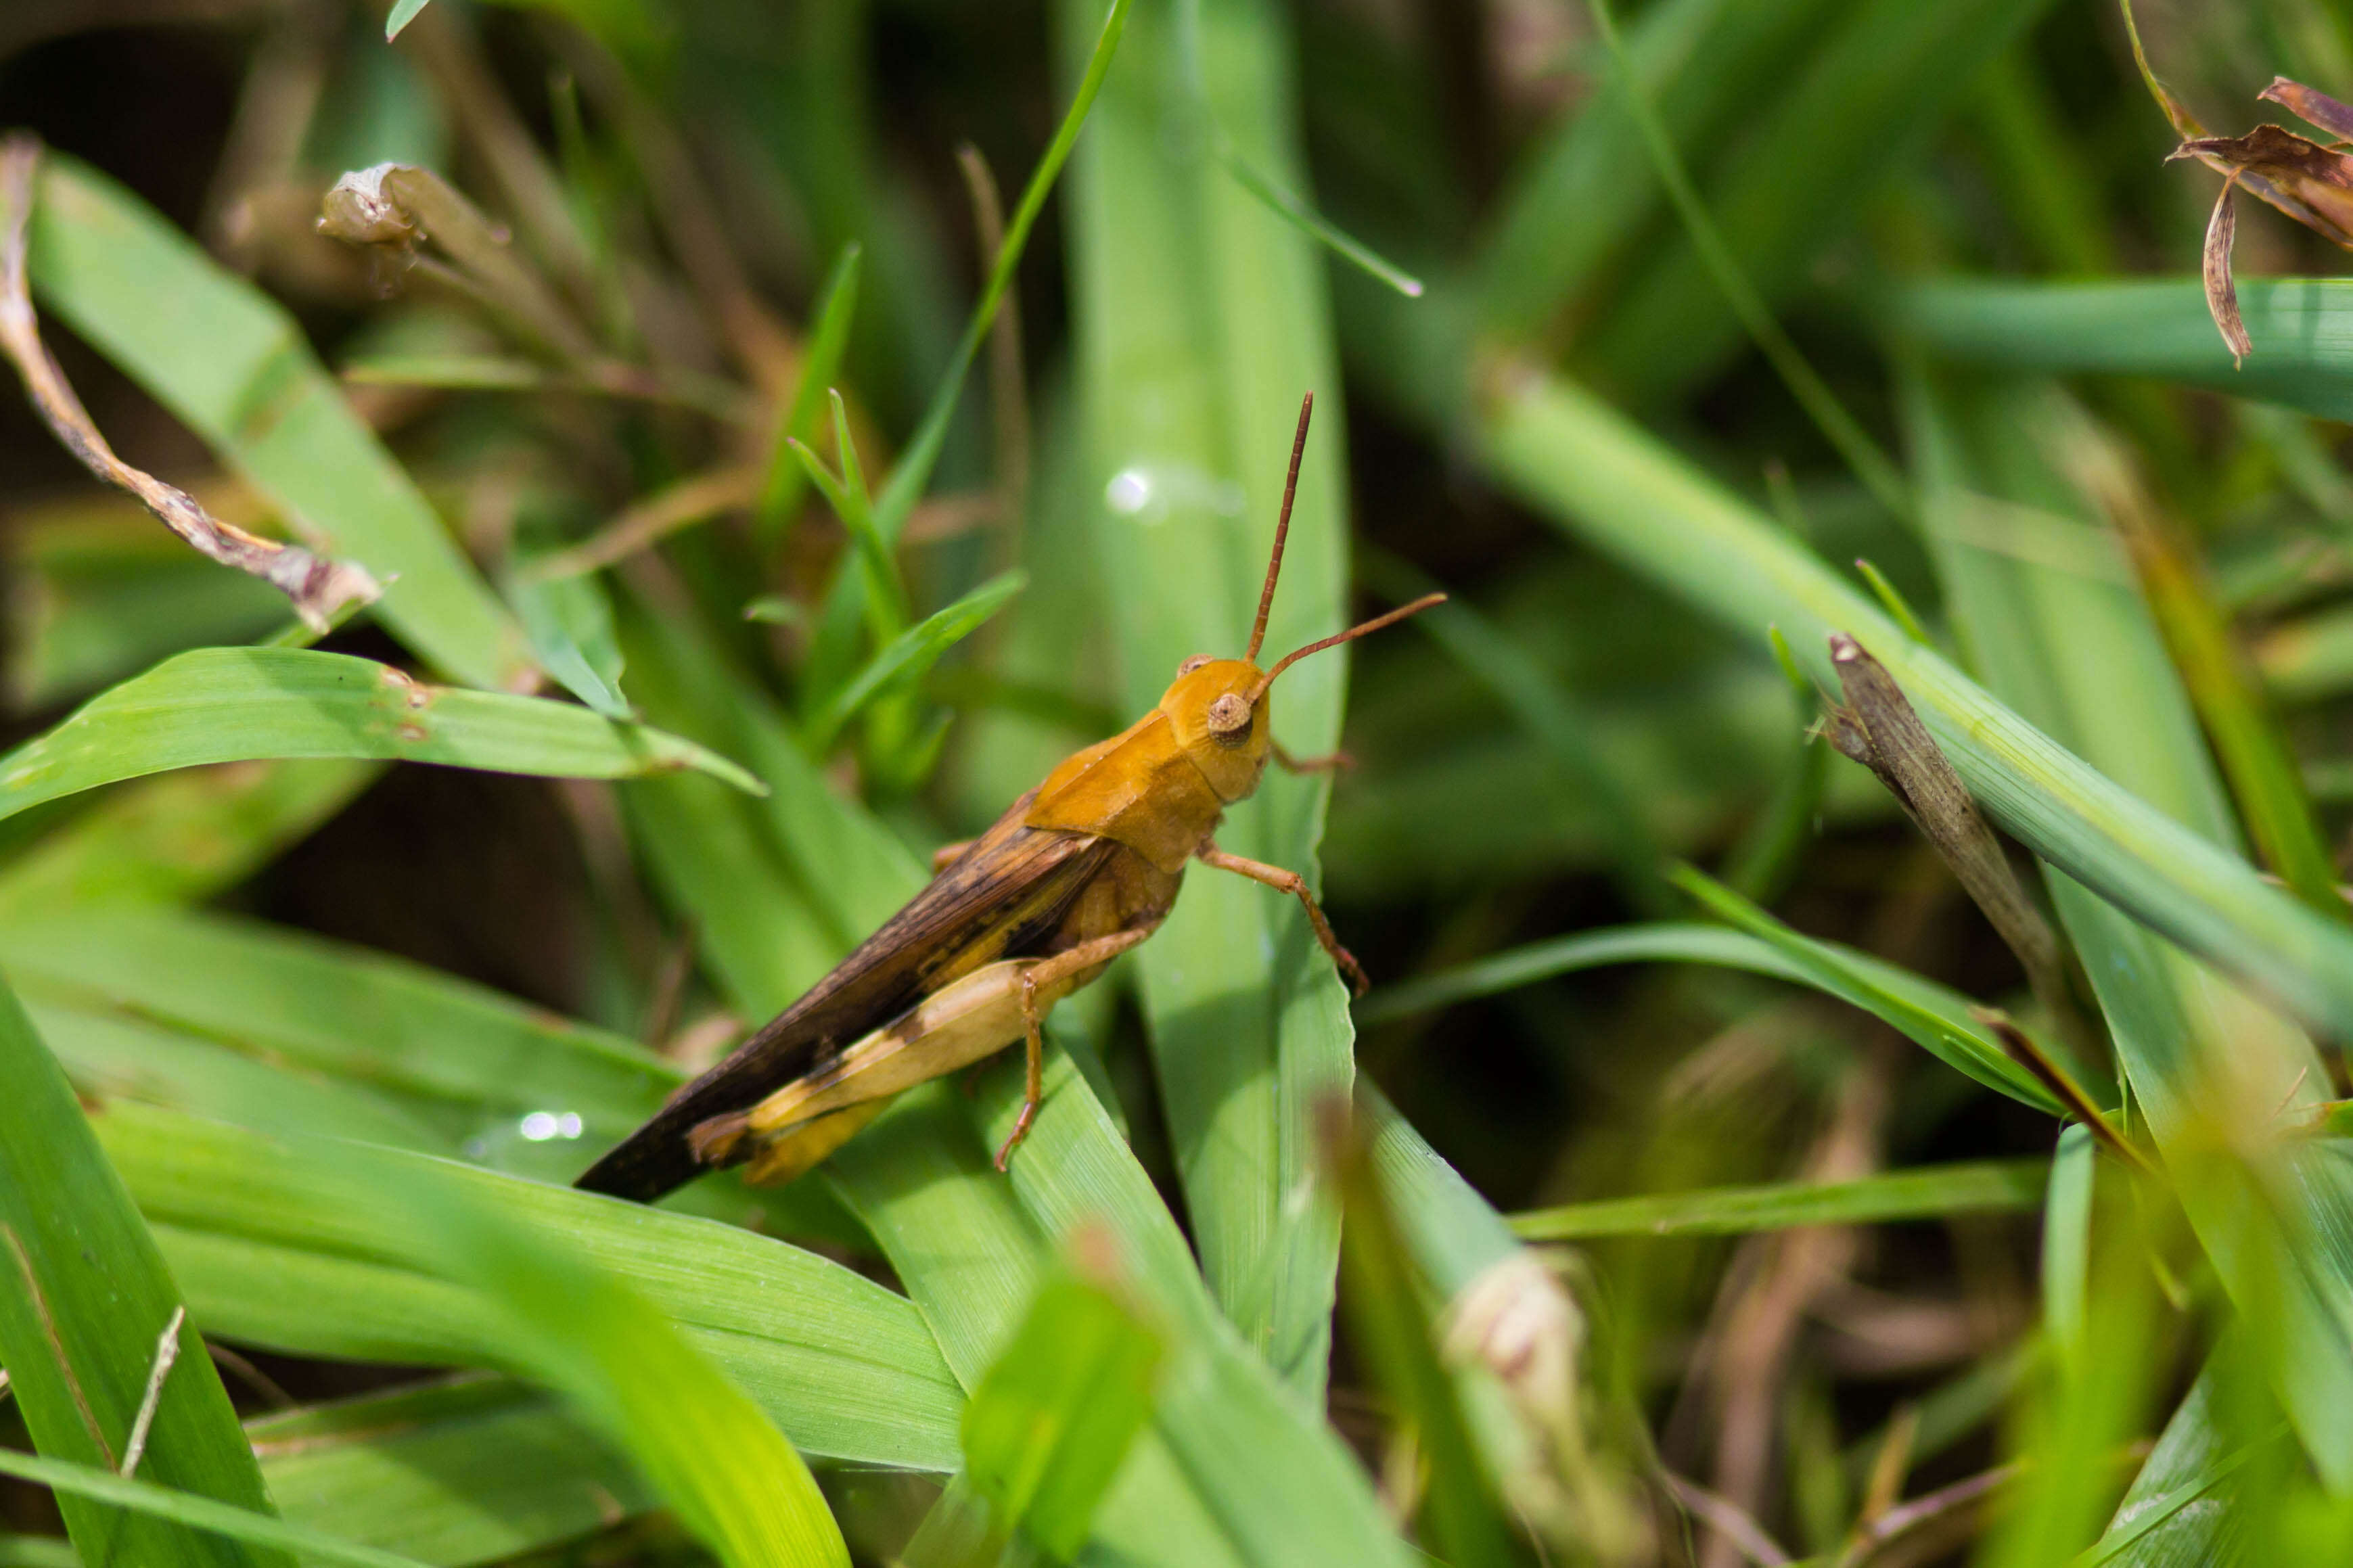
[1207,693,1252,735]
[1178,653,1216,676]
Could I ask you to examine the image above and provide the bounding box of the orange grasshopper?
[575,394,1441,1201]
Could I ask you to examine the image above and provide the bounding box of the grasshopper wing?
[574,793,1116,1201]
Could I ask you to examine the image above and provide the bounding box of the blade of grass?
[959,1270,1164,1560]
[800,0,1133,702]
[1510,1159,2049,1241]
[1471,0,1839,341]
[1328,1106,1523,1568]
[794,390,911,647]
[1895,277,2353,421]
[507,566,631,720]
[1582,0,2058,402]
[408,1174,850,1567]
[871,0,1131,545]
[1980,1128,2168,1565]
[0,906,677,1148]
[3,497,288,710]
[1476,366,2353,1043]
[756,244,862,546]
[1360,549,1670,917]
[1058,0,1354,1394]
[1581,0,1914,522]
[0,971,293,1568]
[93,1101,967,1471]
[2035,398,2344,920]
[805,569,1026,752]
[1900,365,2353,1484]
[26,155,534,691]
[31,999,455,1155]
[0,1451,414,1568]
[2080,1362,2285,1567]
[0,647,760,824]
[1722,628,1833,901]
[0,759,375,919]
[250,1377,652,1568]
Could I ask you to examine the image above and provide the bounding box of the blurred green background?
[6,0,2353,1563]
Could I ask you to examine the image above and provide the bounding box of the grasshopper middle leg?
[996,925,1153,1170]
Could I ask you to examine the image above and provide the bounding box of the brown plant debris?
[0,134,378,632]
[2123,0,2353,361]
[1822,633,2092,1062]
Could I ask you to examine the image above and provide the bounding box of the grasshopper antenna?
[1251,592,1446,702]
[1246,392,1315,664]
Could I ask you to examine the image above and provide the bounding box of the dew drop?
[1105,468,1151,515]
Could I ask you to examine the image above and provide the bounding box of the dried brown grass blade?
[2262,76,2353,142]
[1824,634,2097,1063]
[0,134,379,632]
[2203,170,2251,365]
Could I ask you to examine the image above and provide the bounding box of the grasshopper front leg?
[1197,844,1369,995]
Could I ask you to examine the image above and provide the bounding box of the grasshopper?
[576,394,1441,1201]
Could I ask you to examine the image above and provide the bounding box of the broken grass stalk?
[1824,632,2097,1066]
[1976,1011,2151,1176]
[320,163,597,365]
[0,135,378,634]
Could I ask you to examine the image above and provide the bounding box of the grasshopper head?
[1152,393,1443,804]
[1161,655,1273,802]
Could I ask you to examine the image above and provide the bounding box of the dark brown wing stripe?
[573,805,1112,1201]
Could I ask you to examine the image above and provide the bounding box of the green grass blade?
[1511,1159,2049,1240]
[26,156,533,691]
[1059,0,1354,1395]
[0,1452,411,1568]
[1331,1113,1522,1568]
[1674,864,2069,1111]
[1900,365,2353,1485]
[93,1101,967,1471]
[507,567,631,720]
[961,1272,1164,1559]
[797,0,1131,708]
[0,760,375,919]
[1582,0,2058,402]
[32,999,454,1155]
[1362,900,2064,1113]
[252,1377,649,1567]
[411,1178,850,1567]
[0,907,675,1149]
[0,1539,78,1567]
[3,498,288,710]
[1476,368,2353,1042]
[2081,1363,2289,1566]
[871,0,1132,545]
[1896,277,2353,421]
[0,647,760,825]
[1361,550,1670,916]
[0,973,294,1568]
[756,244,863,545]
[1471,0,1839,341]
[1983,1128,2169,1565]
[1582,0,1913,520]
[806,569,1026,752]
[1210,147,1423,299]
[384,0,433,39]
